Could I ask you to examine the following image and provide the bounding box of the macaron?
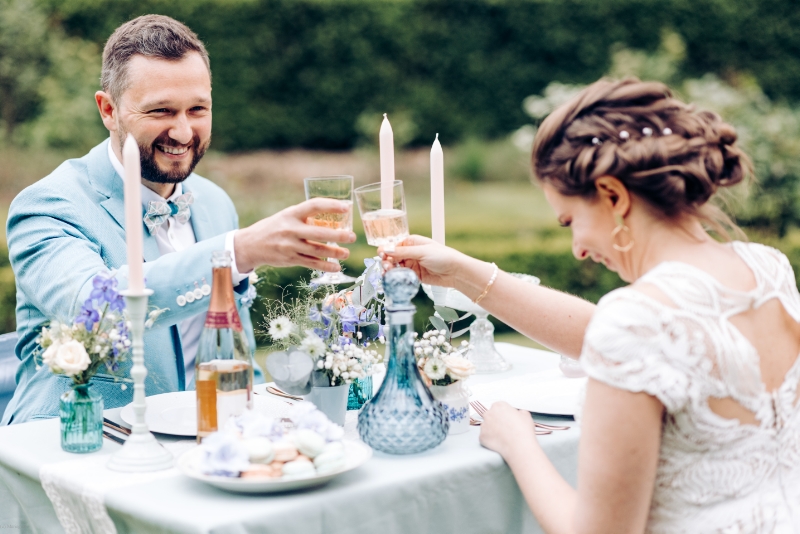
[272,441,299,462]
[313,448,346,475]
[294,429,326,459]
[321,441,344,456]
[241,464,280,479]
[242,437,275,464]
[281,458,316,479]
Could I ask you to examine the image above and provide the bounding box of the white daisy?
[299,332,326,358]
[268,316,295,340]
[423,358,447,381]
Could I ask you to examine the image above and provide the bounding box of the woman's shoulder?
[583,286,697,411]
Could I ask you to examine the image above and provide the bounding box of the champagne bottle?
[195,250,253,441]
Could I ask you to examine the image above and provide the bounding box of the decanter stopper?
[383,267,420,308]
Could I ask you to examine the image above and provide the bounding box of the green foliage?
[28,0,800,150]
[520,32,800,237]
[0,0,49,139]
[0,0,105,150]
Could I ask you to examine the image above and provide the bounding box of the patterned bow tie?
[143,192,194,234]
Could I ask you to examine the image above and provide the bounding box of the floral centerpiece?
[36,272,164,453]
[415,330,475,434]
[262,258,386,419]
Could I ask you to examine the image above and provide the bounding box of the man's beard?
[118,129,209,184]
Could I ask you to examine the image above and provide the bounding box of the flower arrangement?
[267,318,383,387]
[263,258,386,350]
[36,272,165,386]
[414,330,475,386]
[262,258,386,387]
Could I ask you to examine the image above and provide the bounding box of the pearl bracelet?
[473,263,499,305]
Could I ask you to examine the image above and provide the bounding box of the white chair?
[0,332,19,421]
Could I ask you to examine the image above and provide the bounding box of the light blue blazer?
[2,139,260,424]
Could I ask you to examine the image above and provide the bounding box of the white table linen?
[0,343,580,534]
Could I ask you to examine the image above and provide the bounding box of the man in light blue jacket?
[2,15,354,424]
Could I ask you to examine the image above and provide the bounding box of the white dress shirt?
[108,141,249,385]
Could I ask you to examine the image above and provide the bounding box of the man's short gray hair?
[101,15,211,103]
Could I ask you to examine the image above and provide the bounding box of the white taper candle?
[122,134,145,293]
[379,113,395,210]
[430,133,445,245]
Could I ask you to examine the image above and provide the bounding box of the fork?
[470,400,570,432]
[265,386,305,401]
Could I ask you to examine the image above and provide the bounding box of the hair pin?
[642,127,653,137]
[619,130,630,140]
[662,127,673,135]
[591,137,601,145]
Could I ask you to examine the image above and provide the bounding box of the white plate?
[471,369,586,417]
[120,391,286,436]
[177,440,372,494]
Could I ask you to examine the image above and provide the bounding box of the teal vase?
[60,383,103,453]
[347,375,374,410]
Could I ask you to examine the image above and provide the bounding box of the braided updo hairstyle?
[532,78,751,237]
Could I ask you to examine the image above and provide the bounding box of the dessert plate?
[177,440,372,493]
[470,368,586,417]
[120,391,284,436]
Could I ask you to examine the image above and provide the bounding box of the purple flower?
[339,305,360,333]
[109,294,125,312]
[75,299,100,331]
[338,336,353,346]
[90,275,119,304]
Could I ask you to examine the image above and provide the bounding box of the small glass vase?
[429,380,470,435]
[60,383,103,453]
[358,268,448,454]
[347,375,374,410]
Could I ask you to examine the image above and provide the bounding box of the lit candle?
[379,113,395,210]
[430,133,445,245]
[123,134,145,293]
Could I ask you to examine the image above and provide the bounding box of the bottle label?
[205,309,243,331]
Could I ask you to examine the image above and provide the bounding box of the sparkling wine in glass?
[304,175,356,285]
[355,180,409,253]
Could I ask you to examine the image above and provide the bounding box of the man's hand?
[234,198,356,273]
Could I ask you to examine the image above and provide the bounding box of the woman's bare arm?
[480,380,663,534]
[385,235,595,357]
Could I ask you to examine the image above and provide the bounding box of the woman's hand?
[380,235,466,288]
[479,401,540,459]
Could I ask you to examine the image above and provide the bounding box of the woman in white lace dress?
[384,79,800,533]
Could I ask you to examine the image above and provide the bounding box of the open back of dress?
[581,241,800,533]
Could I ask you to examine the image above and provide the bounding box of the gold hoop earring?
[611,214,634,252]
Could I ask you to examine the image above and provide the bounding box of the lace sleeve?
[581,290,695,413]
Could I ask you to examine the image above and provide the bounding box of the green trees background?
[4,0,800,151]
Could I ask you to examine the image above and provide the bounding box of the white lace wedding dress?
[581,241,800,533]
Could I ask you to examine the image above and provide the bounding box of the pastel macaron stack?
[240,429,346,480]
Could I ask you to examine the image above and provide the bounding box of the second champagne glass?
[304,175,356,285]
[354,180,409,255]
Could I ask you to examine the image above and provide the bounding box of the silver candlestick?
[107,289,173,472]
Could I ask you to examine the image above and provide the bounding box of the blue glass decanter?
[358,268,448,454]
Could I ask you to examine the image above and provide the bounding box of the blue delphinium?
[90,275,119,303]
[338,305,360,333]
[75,299,100,331]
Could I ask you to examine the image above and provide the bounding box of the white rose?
[42,341,61,369]
[53,340,91,376]
[444,354,475,381]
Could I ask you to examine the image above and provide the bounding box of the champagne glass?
[304,175,356,285]
[354,180,409,255]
